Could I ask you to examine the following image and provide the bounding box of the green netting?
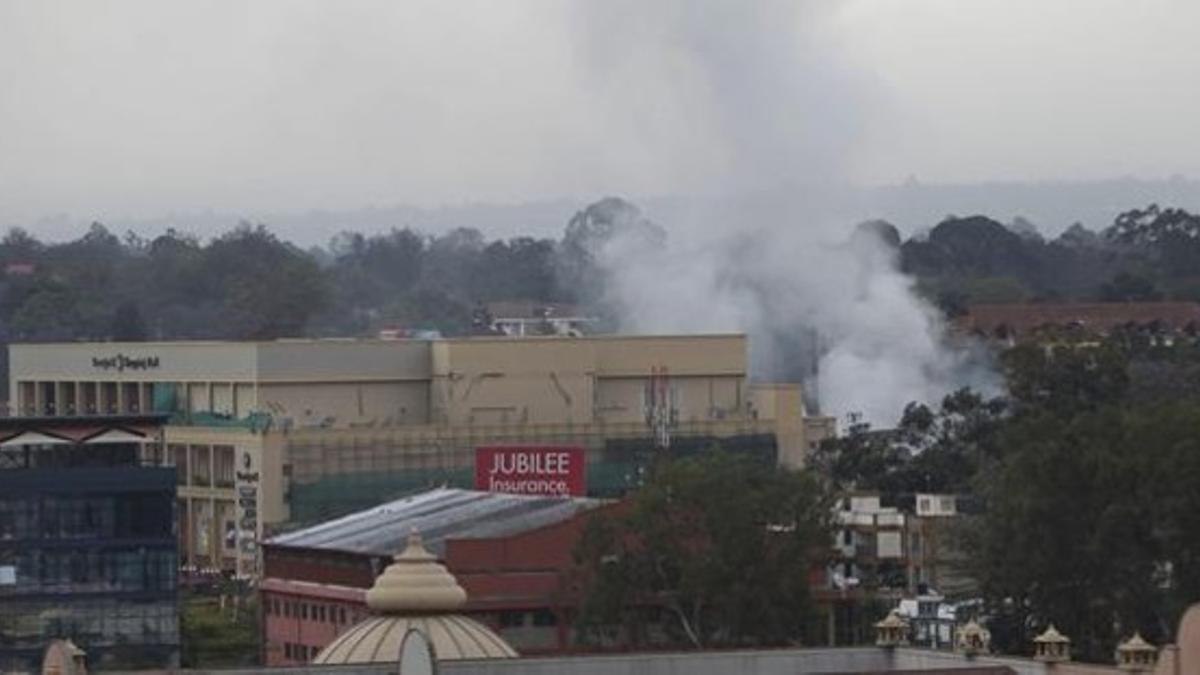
[288,467,475,525]
[169,411,273,432]
[286,433,779,525]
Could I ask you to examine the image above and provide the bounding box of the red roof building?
[258,488,613,666]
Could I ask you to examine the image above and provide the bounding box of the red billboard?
[475,446,586,497]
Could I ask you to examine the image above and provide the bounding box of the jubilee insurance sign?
[475,445,586,497]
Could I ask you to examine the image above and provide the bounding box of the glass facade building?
[0,415,179,672]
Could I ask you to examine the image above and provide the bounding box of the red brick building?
[955,301,1200,341]
[259,488,610,666]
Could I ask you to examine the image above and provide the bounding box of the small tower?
[1115,632,1158,672]
[1033,624,1071,664]
[956,619,990,657]
[41,640,87,675]
[875,610,909,648]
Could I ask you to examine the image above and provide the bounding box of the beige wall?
[593,334,746,377]
[259,381,428,428]
[594,375,744,424]
[11,335,750,427]
[256,340,429,382]
[9,339,432,421]
[431,339,596,425]
[9,341,258,382]
[749,384,806,468]
[164,426,273,577]
[431,335,749,427]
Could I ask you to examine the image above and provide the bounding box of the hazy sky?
[2,0,1199,231]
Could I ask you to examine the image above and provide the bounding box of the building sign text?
[91,354,161,372]
[475,446,586,497]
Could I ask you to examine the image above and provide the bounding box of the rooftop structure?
[313,531,517,665]
[266,487,602,558]
[260,488,611,663]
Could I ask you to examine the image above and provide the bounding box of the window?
[842,530,852,545]
[339,607,346,624]
[284,643,292,659]
[499,611,525,628]
[532,609,558,627]
[214,445,235,487]
[190,445,211,487]
[301,604,308,620]
[169,444,188,485]
[283,602,290,618]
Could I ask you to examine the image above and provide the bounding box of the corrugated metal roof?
[266,488,604,557]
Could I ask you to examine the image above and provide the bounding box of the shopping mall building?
[8,334,833,577]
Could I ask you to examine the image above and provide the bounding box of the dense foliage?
[896,204,1200,312]
[4,203,1198,348]
[572,450,833,649]
[817,338,1200,662]
[0,197,666,348]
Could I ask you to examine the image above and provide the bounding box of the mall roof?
[266,487,604,558]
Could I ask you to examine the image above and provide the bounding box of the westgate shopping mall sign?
[475,445,586,497]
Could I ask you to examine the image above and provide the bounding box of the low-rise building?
[258,487,609,665]
[827,493,971,600]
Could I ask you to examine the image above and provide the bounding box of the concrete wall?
[592,334,746,377]
[256,341,429,382]
[430,335,748,427]
[431,339,596,425]
[9,341,259,383]
[748,384,805,468]
[259,381,428,428]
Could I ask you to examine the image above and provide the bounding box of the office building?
[0,414,179,672]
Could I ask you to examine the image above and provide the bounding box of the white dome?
[312,530,517,665]
[313,615,517,664]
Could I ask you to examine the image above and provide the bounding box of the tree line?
[0,197,666,345]
[812,336,1200,661]
[5,202,1198,348]
[893,204,1200,313]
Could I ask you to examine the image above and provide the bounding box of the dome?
[312,530,517,665]
[313,616,517,663]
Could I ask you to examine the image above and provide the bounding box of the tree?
[110,302,148,341]
[573,449,832,649]
[812,389,1006,499]
[204,224,330,339]
[1098,271,1162,302]
[959,402,1200,662]
[957,338,1200,663]
[1000,343,1129,416]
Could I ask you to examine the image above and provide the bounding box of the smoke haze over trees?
[2,200,1200,424]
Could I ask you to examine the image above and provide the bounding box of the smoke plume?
[569,2,998,426]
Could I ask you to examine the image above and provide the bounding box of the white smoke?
[567,2,998,426]
[589,207,998,427]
